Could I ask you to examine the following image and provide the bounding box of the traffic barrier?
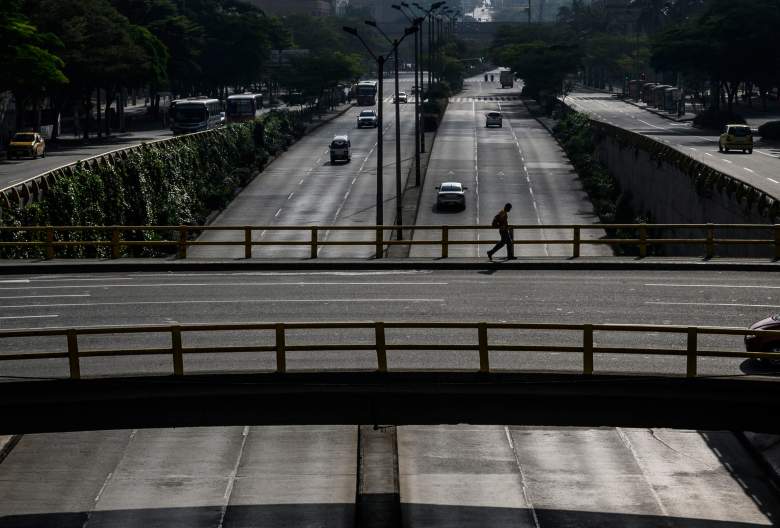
[0,223,778,259]
[1,321,778,379]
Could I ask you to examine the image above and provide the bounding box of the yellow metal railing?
[0,223,778,259]
[1,321,778,379]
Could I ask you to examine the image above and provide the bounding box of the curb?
[736,432,780,493]
[1,258,779,274]
[0,435,21,464]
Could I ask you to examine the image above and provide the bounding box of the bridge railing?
[1,321,778,380]
[0,223,777,259]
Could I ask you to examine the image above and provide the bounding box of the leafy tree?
[0,0,67,128]
[498,41,581,98]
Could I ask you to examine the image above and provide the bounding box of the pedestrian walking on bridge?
[487,203,514,261]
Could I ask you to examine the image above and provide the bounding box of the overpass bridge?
[2,319,779,434]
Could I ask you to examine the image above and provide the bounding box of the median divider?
[2,321,779,380]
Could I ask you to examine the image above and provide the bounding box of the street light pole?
[343,25,417,250]
[366,20,403,241]
[394,4,424,181]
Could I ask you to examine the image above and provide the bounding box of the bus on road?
[356,81,378,106]
[170,98,223,134]
[226,93,263,123]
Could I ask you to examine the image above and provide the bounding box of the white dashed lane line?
[744,167,755,173]
[768,178,779,184]
[721,159,733,164]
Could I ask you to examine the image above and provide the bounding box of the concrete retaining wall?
[591,123,776,257]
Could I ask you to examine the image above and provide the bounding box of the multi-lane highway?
[412,75,608,258]
[567,91,780,199]
[2,73,780,527]
[191,76,418,259]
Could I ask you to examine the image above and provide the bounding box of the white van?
[330,135,351,164]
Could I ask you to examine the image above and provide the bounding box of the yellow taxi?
[8,132,46,159]
[718,124,753,154]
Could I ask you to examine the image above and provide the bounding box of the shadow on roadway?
[0,504,774,527]
[740,358,780,376]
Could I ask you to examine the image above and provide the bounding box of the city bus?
[226,93,263,123]
[169,98,223,134]
[356,81,378,106]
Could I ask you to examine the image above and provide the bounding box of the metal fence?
[0,223,777,259]
[1,321,778,380]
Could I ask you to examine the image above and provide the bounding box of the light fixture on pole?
[343,25,418,253]
[394,4,424,181]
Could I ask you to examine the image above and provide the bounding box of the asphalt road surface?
[412,73,609,258]
[567,91,780,200]
[0,128,173,191]
[190,76,418,259]
[1,268,780,526]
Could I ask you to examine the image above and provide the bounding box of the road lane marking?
[274,208,282,217]
[139,271,433,277]
[0,279,30,284]
[638,119,664,129]
[646,301,780,308]
[505,427,541,528]
[287,192,294,200]
[0,281,448,291]
[756,149,779,158]
[0,298,445,308]
[0,314,59,320]
[705,153,714,157]
[744,167,755,173]
[721,159,732,164]
[768,178,779,184]
[0,294,89,299]
[615,428,670,517]
[645,283,780,289]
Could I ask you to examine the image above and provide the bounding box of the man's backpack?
[491,213,501,228]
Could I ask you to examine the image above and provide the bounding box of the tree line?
[489,0,780,113]
[1,0,379,139]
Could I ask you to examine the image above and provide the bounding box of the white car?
[485,111,502,128]
[357,109,378,128]
[394,91,408,104]
[436,181,467,210]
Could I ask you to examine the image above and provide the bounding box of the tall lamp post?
[366,20,411,241]
[392,4,423,184]
[343,25,417,246]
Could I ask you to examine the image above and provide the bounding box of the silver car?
[357,109,378,128]
[485,111,502,128]
[436,182,467,210]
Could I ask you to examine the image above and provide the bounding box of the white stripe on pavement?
[1,298,445,308]
[0,281,448,290]
[0,314,59,320]
[646,301,780,308]
[645,283,780,289]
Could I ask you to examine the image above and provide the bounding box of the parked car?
[435,181,467,210]
[329,134,351,164]
[357,109,378,128]
[394,91,408,104]
[719,124,753,153]
[745,314,780,362]
[8,132,46,159]
[485,111,502,128]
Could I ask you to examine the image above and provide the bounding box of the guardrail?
[0,223,777,259]
[1,321,778,380]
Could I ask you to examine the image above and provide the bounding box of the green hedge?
[0,110,307,258]
[553,111,648,255]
